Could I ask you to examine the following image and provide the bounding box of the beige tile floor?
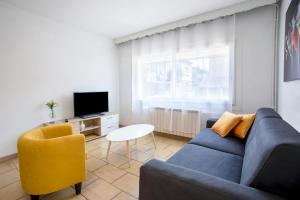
[0,133,188,200]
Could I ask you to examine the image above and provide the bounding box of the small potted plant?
[45,100,58,121]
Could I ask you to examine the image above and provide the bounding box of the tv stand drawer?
[100,114,119,135]
[101,125,118,136]
[101,115,118,124]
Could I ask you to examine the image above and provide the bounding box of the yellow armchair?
[18,123,86,200]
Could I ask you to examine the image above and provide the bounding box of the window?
[135,46,232,109]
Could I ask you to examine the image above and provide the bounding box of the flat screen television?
[73,92,108,117]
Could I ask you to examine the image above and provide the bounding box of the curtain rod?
[129,14,232,41]
[114,0,278,44]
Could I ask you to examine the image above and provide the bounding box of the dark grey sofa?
[140,108,300,200]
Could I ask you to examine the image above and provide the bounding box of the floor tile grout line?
[111,173,139,199]
[112,191,138,200]
[86,159,109,173]
[0,176,20,190]
[108,190,122,200]
[97,143,177,164]
[89,140,181,166]
[81,174,99,189]
[100,157,128,168]
[122,191,138,200]
[0,170,15,176]
[91,168,127,184]
[88,141,172,156]
[81,174,124,199]
[110,171,129,184]
[80,194,88,200]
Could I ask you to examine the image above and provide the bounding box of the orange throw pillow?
[232,113,256,139]
[211,112,242,137]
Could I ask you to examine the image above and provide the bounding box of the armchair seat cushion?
[167,144,243,183]
[190,128,245,156]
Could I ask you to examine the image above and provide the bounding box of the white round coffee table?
[106,124,156,167]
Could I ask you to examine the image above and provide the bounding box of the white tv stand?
[44,113,119,142]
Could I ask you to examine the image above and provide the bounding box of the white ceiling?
[2,0,249,38]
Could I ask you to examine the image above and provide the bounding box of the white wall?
[234,5,276,113]
[118,42,133,126]
[118,5,277,126]
[278,0,300,131]
[0,2,119,157]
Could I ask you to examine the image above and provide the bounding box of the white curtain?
[131,16,235,135]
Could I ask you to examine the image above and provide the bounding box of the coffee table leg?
[126,140,131,168]
[106,141,111,160]
[151,132,157,149]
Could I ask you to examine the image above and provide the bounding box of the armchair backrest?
[21,129,44,140]
[18,123,85,195]
[41,123,73,139]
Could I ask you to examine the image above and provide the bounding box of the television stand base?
[43,113,119,142]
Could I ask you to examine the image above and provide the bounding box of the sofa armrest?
[140,159,285,200]
[206,118,218,128]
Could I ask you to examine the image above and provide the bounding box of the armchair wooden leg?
[30,195,39,200]
[75,182,82,195]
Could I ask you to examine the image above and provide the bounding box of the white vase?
[80,121,85,131]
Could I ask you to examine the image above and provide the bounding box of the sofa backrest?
[245,108,282,146]
[241,108,300,198]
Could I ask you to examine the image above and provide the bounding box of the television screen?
[73,92,108,117]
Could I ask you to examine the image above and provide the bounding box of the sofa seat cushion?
[167,144,243,183]
[190,128,245,156]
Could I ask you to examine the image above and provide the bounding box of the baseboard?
[119,124,191,141]
[154,131,190,141]
[0,153,17,163]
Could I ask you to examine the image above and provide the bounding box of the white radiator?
[150,108,201,138]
